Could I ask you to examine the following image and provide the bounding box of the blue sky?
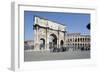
[24,11,90,41]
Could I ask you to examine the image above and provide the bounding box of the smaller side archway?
[40,38,45,50]
[60,40,64,48]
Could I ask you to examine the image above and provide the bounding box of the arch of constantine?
[33,16,67,51]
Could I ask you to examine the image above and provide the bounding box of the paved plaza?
[24,49,90,62]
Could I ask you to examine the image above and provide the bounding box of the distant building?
[24,40,34,50]
[66,33,90,51]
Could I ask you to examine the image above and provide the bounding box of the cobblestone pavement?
[24,49,90,62]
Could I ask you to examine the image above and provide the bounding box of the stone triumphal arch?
[33,16,67,51]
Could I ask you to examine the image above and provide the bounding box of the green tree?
[87,23,90,30]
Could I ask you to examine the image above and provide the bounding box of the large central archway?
[49,34,57,50]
